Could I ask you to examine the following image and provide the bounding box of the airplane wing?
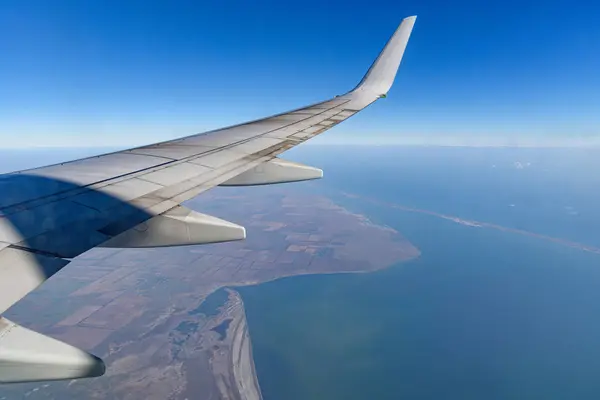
[0,16,416,383]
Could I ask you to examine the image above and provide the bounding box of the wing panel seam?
[1,100,350,214]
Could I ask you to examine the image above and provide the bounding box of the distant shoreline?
[340,192,600,256]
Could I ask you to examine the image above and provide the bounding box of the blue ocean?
[238,146,600,400]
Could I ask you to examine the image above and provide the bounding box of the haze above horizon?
[1,0,599,148]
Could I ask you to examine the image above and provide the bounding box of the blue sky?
[1,0,599,148]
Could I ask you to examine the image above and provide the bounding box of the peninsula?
[4,185,419,400]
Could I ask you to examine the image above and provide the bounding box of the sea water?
[238,146,600,400]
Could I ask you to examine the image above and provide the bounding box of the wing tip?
[400,15,417,30]
[351,15,417,95]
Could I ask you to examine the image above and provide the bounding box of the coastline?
[3,188,419,400]
[206,289,262,400]
[230,293,262,400]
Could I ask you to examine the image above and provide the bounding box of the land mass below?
[3,186,419,400]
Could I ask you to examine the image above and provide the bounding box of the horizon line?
[2,143,600,150]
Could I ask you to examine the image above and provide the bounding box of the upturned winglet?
[352,16,417,96]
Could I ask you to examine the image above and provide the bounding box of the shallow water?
[239,146,600,400]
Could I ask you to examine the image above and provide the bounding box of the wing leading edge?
[0,16,416,383]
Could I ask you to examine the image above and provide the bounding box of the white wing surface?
[0,16,416,383]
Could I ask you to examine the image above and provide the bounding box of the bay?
[239,146,600,400]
